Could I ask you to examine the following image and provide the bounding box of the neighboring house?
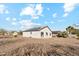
[52,31,61,37]
[23,26,52,38]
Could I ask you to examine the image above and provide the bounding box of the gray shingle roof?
[23,26,49,32]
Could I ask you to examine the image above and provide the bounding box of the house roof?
[52,31,61,34]
[23,26,52,32]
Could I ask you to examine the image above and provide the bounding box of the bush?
[13,32,18,37]
[57,31,68,38]
[77,33,79,36]
[57,32,62,37]
[62,31,68,38]
[75,29,79,39]
[77,33,79,39]
[13,35,17,37]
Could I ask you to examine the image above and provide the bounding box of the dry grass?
[0,37,79,56]
[4,44,79,56]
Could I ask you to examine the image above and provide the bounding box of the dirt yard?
[0,37,79,56]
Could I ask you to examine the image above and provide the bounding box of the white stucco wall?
[23,32,31,37]
[30,31,41,38]
[23,31,40,38]
[23,27,52,38]
[40,27,52,38]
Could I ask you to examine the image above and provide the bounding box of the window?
[30,32,32,34]
[50,33,51,36]
[41,32,44,37]
[46,32,48,36]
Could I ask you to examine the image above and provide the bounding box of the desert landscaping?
[0,3,79,56]
[0,26,79,56]
[0,36,79,56]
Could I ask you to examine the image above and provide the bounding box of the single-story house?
[52,31,61,37]
[23,26,52,38]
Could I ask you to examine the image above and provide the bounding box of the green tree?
[75,29,79,39]
[0,29,7,35]
[66,26,75,34]
[62,31,68,38]
[57,31,68,38]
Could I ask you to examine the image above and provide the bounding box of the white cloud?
[57,19,65,22]
[35,4,43,15]
[20,6,34,16]
[31,16,39,19]
[5,10,9,14]
[19,20,41,30]
[63,12,68,17]
[50,21,54,24]
[11,18,17,25]
[11,22,17,25]
[52,13,57,18]
[64,3,75,13]
[44,21,48,24]
[44,21,54,24]
[12,18,17,21]
[20,4,43,19]
[0,4,9,14]
[47,8,50,11]
[0,4,5,14]
[0,4,4,7]
[6,17,17,21]
[63,3,77,17]
[73,24,79,29]
[6,17,17,26]
[6,17,10,21]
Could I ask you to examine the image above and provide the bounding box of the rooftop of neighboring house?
[52,31,61,34]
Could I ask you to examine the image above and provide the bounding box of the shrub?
[13,32,18,37]
[57,31,68,38]
[77,33,79,39]
[57,32,62,37]
[77,34,79,37]
[13,35,17,37]
[0,29,7,35]
[62,31,68,38]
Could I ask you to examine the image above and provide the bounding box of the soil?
[0,37,79,56]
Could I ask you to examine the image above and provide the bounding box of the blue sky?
[0,3,79,31]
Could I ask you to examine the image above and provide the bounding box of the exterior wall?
[40,27,52,38]
[23,31,41,38]
[23,32,31,37]
[30,31,41,38]
[23,27,52,38]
